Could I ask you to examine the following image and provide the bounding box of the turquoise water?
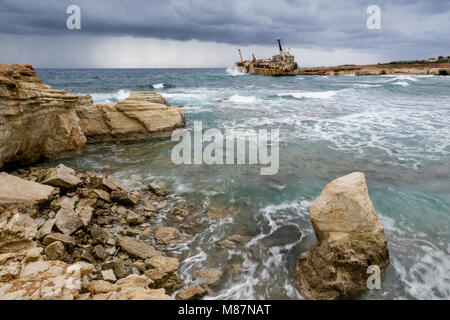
[37,68,450,299]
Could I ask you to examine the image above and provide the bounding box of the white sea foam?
[90,89,130,104]
[278,90,338,99]
[228,95,258,103]
[152,83,164,89]
[354,83,382,88]
[225,66,246,76]
[393,81,410,86]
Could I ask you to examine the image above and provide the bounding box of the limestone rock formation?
[0,64,89,168]
[0,173,55,205]
[76,91,186,143]
[0,64,186,169]
[296,172,390,300]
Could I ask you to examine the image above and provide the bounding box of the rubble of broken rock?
[0,164,216,300]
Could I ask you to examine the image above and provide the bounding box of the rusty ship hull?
[235,39,300,77]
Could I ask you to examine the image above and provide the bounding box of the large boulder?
[296,172,390,300]
[0,173,55,205]
[76,91,186,143]
[0,64,88,168]
[145,256,183,293]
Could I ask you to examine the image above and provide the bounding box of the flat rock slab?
[116,236,162,259]
[37,164,82,189]
[0,173,55,205]
[154,227,192,246]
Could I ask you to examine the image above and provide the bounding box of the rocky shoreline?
[299,63,450,76]
[0,63,185,168]
[1,63,391,300]
[0,164,230,300]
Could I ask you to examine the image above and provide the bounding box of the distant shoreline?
[299,63,450,76]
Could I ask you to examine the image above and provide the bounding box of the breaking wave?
[228,95,258,103]
[90,89,130,104]
[226,66,246,76]
[152,83,165,89]
[277,90,339,99]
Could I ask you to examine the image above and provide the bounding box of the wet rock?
[120,228,140,237]
[207,206,236,220]
[55,207,83,235]
[226,262,242,276]
[125,210,144,225]
[154,227,191,246]
[217,239,235,248]
[218,234,250,248]
[111,190,139,206]
[148,183,171,197]
[90,175,126,193]
[194,268,223,286]
[262,225,301,247]
[144,256,181,293]
[116,236,162,259]
[176,285,206,300]
[45,241,66,260]
[0,173,55,205]
[296,172,390,300]
[37,164,82,189]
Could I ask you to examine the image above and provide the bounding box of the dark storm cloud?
[0,0,449,60]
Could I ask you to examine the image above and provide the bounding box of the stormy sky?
[0,0,449,67]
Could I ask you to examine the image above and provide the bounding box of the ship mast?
[277,38,283,53]
[238,49,244,63]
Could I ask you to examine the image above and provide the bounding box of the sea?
[35,67,450,300]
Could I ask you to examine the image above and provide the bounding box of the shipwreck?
[235,38,300,76]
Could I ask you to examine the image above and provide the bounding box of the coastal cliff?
[0,64,186,169]
[0,64,88,168]
[299,63,450,76]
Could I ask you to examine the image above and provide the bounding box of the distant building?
[427,57,439,62]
